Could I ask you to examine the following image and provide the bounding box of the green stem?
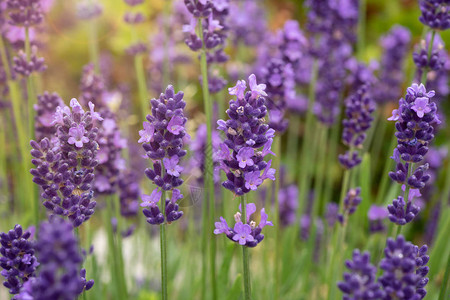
[273,137,281,298]
[240,195,251,300]
[297,59,318,219]
[323,117,340,205]
[113,194,128,297]
[328,213,349,300]
[160,188,168,300]
[105,197,121,300]
[395,224,402,237]
[438,249,450,300]
[420,30,435,85]
[198,18,217,300]
[370,110,388,172]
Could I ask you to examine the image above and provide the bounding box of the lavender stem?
[240,195,251,300]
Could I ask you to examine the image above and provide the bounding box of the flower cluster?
[419,0,450,30]
[387,186,421,225]
[30,99,100,227]
[373,25,411,104]
[183,0,229,93]
[258,58,291,133]
[388,83,439,189]
[214,203,273,248]
[7,0,43,27]
[118,170,141,217]
[76,0,103,20]
[216,74,276,195]
[0,225,38,295]
[379,235,429,299]
[79,63,106,108]
[413,32,446,81]
[278,185,298,227]
[29,218,94,299]
[339,85,375,169]
[338,188,361,223]
[34,92,64,141]
[139,85,187,225]
[12,46,46,77]
[337,250,384,299]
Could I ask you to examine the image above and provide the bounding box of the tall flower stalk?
[214,74,275,299]
[138,85,186,300]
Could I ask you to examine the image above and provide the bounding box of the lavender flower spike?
[30,99,100,227]
[337,250,384,299]
[388,83,439,190]
[0,225,38,295]
[140,85,187,225]
[214,203,273,247]
[29,217,94,299]
[217,74,276,195]
[379,235,429,299]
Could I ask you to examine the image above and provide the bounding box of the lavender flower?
[387,185,422,225]
[118,170,141,217]
[338,188,362,223]
[419,0,450,30]
[368,205,389,233]
[216,74,276,195]
[379,235,429,299]
[34,92,64,141]
[373,25,411,104]
[228,0,267,47]
[278,185,298,227]
[30,218,94,299]
[12,46,46,77]
[214,203,273,247]
[0,225,38,295]
[337,250,384,299]
[325,202,339,227]
[7,0,43,27]
[388,83,440,190]
[140,85,187,225]
[79,63,105,108]
[413,32,446,80]
[30,99,100,227]
[76,0,103,20]
[339,85,375,169]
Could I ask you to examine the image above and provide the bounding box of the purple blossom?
[141,189,162,207]
[232,222,254,245]
[419,0,450,30]
[411,97,432,118]
[138,122,155,143]
[163,156,183,177]
[228,80,247,99]
[0,225,38,295]
[236,147,255,168]
[214,206,272,247]
[30,100,100,227]
[68,125,89,148]
[248,73,267,98]
[34,92,64,141]
[379,235,429,299]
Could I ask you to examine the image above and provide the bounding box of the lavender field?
[0,0,449,299]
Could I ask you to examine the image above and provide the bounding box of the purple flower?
[236,147,255,168]
[34,92,64,141]
[141,189,162,207]
[337,250,384,299]
[387,108,401,121]
[0,225,38,295]
[411,97,432,118]
[419,0,450,30]
[30,100,100,227]
[259,208,273,228]
[214,217,230,235]
[68,125,89,148]
[228,80,247,100]
[244,172,262,191]
[368,205,389,233]
[217,74,276,195]
[141,85,186,225]
[388,83,439,192]
[167,115,185,135]
[138,122,155,143]
[163,156,183,177]
[387,196,420,225]
[30,218,94,299]
[379,235,429,299]
[248,74,267,98]
[88,102,103,121]
[232,222,254,245]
